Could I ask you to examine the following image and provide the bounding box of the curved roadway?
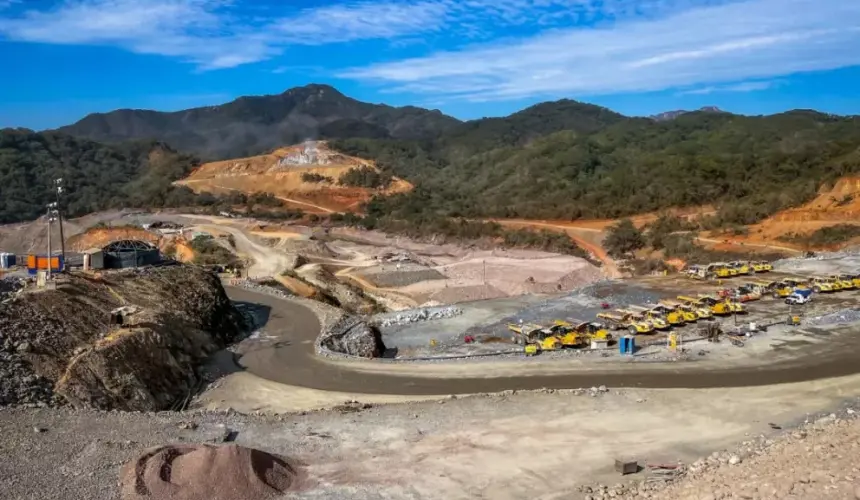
[228,286,860,394]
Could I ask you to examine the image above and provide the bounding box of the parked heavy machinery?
[707,263,733,278]
[844,274,860,288]
[683,295,731,315]
[597,311,654,335]
[808,277,839,293]
[751,261,773,273]
[684,265,707,280]
[697,293,744,313]
[629,304,685,326]
[829,275,855,290]
[659,299,705,321]
[544,322,588,348]
[507,322,563,352]
[728,261,755,276]
[731,283,762,302]
[553,319,613,342]
[619,308,670,330]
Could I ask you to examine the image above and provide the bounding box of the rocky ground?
[2,380,860,500]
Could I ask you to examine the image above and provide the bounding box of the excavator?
[658,299,704,322]
[596,310,654,335]
[628,304,685,327]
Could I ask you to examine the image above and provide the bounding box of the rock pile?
[808,307,860,326]
[376,306,463,327]
[318,315,386,358]
[0,277,25,303]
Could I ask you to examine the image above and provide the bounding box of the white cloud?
[679,80,779,95]
[344,0,860,100]
[0,0,719,69]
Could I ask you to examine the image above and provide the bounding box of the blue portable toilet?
[619,336,636,355]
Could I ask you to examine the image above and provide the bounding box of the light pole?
[46,204,58,280]
[54,178,66,263]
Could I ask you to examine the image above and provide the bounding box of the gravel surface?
[374,306,463,327]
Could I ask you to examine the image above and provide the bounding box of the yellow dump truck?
[659,299,703,322]
[707,263,733,278]
[619,308,670,330]
[597,311,654,335]
[751,261,773,273]
[698,294,745,314]
[728,261,755,276]
[830,275,855,290]
[842,274,860,288]
[507,323,563,351]
[680,295,730,315]
[553,319,613,343]
[808,277,838,293]
[629,304,685,326]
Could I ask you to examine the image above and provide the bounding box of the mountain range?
[0,83,857,229]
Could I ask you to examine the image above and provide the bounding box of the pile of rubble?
[317,315,386,358]
[807,307,860,326]
[376,306,463,327]
[0,277,26,303]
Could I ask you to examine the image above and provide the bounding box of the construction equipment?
[807,277,838,293]
[840,274,860,289]
[553,319,613,343]
[689,295,732,315]
[659,299,703,322]
[619,308,670,330]
[629,304,685,326]
[730,284,762,302]
[698,293,744,313]
[829,275,855,290]
[750,261,773,273]
[597,311,654,335]
[684,265,707,280]
[728,261,755,276]
[507,323,564,352]
[707,263,733,278]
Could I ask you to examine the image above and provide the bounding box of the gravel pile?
[317,315,386,358]
[120,443,304,500]
[808,307,860,326]
[233,278,293,299]
[361,268,446,288]
[375,306,463,327]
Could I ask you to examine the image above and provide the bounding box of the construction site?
[2,146,860,499]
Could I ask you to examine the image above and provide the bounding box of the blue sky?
[1,0,860,130]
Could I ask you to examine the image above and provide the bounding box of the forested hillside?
[332,109,860,226]
[0,128,204,223]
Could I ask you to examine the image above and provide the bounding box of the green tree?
[604,219,645,258]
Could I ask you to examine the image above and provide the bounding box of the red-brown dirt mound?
[120,443,305,500]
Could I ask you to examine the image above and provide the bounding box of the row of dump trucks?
[597,295,741,334]
[507,319,612,353]
[739,275,860,297]
[685,261,773,280]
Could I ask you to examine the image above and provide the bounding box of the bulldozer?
[658,299,702,322]
[628,304,685,326]
[596,311,654,335]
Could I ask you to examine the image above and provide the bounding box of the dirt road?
[197,224,292,278]
[181,179,336,213]
[493,219,621,277]
[227,287,860,395]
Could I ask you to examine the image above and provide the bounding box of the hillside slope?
[0,128,203,224]
[337,109,860,223]
[57,84,461,160]
[176,141,412,213]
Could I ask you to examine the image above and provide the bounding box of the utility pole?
[54,178,66,263]
[46,205,54,280]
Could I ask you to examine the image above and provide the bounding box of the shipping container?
[26,254,64,274]
[83,248,104,270]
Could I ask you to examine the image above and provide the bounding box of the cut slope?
[176,141,412,213]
